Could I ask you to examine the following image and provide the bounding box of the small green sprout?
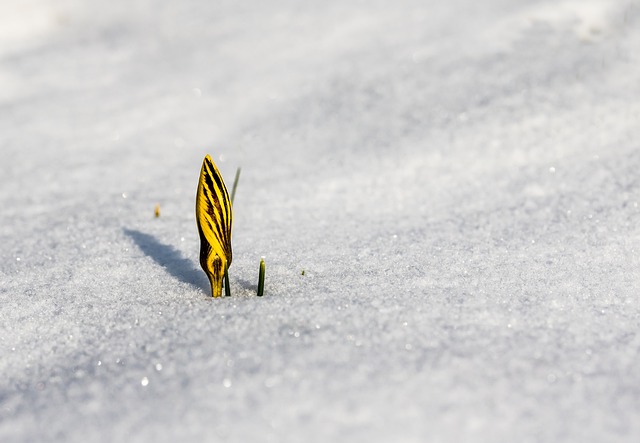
[224,263,231,297]
[231,167,241,204]
[257,257,265,297]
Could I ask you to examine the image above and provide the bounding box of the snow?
[1,0,640,442]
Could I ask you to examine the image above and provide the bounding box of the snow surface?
[2,0,640,442]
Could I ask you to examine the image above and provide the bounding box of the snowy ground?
[1,0,640,442]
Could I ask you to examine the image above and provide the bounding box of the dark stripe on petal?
[203,167,229,242]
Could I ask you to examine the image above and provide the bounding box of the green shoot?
[231,167,241,204]
[224,263,231,297]
[257,257,265,297]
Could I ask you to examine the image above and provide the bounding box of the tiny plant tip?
[230,167,241,204]
[257,258,266,297]
[224,264,231,297]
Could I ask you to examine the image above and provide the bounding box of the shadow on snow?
[123,228,209,293]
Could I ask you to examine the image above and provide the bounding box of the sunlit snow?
[1,1,640,442]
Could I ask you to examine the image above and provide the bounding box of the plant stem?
[231,167,241,204]
[257,257,265,297]
[224,263,231,297]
